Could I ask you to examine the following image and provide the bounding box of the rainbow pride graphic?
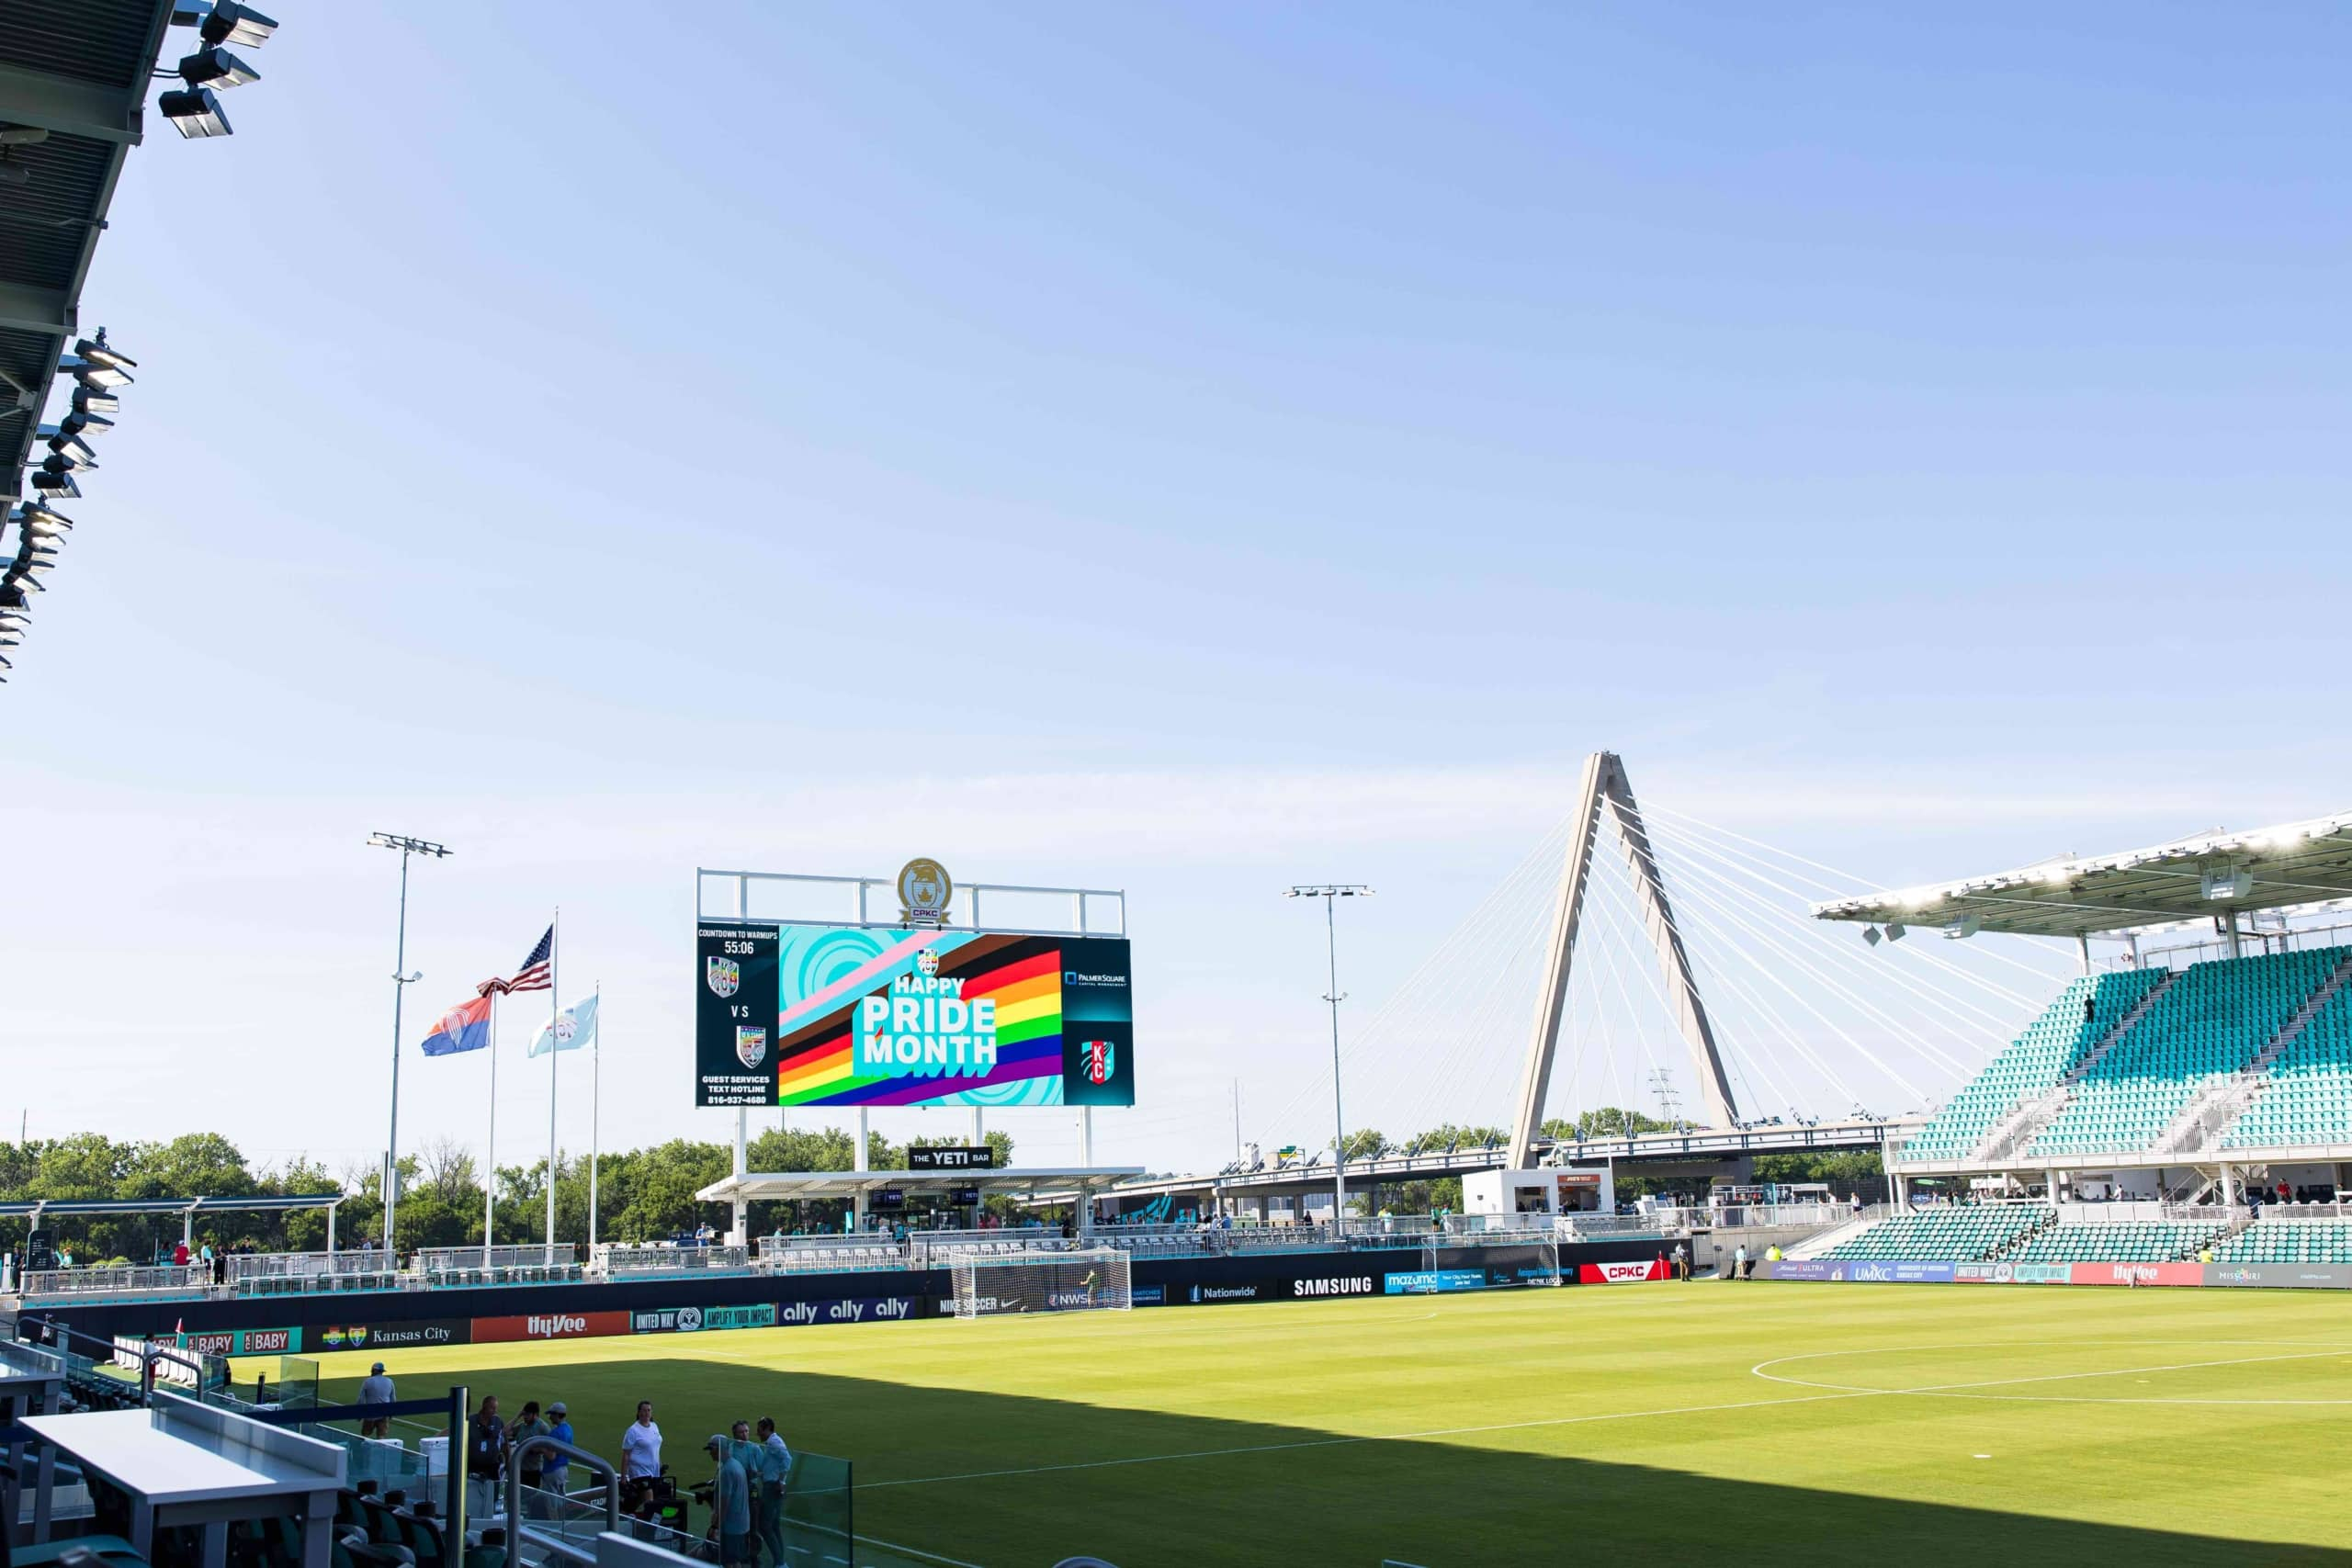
[772,930,1069,1108]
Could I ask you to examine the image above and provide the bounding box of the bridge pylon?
[1506,751,1738,1165]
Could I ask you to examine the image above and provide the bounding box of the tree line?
[0,1127,1018,1265]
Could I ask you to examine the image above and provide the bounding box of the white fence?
[595,1244,749,1276]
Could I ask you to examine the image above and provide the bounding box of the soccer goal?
[948,1247,1132,1319]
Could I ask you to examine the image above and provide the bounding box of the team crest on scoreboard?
[915,947,941,977]
[736,1026,768,1069]
[1082,1039,1115,1085]
[897,858,953,927]
[707,955,741,998]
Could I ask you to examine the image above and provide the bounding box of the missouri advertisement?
[726,926,1135,1110]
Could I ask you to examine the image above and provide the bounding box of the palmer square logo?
[707,956,741,998]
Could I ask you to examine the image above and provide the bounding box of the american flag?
[481,925,554,996]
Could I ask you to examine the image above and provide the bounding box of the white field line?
[866,1339,2352,1492]
[1752,1339,2352,1404]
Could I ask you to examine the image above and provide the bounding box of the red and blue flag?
[420,992,494,1056]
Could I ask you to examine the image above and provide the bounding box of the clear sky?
[5,3,2347,1180]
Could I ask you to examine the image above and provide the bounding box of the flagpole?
[589,981,602,1255]
[546,906,560,1260]
[483,987,499,1268]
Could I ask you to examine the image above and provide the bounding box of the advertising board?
[2202,1263,2352,1291]
[2068,1262,2203,1288]
[908,1146,996,1170]
[473,1312,633,1343]
[315,1320,470,1351]
[1383,1269,1487,1294]
[180,1326,301,1357]
[631,1304,780,1335]
[1578,1259,1670,1284]
[700,925,1135,1110]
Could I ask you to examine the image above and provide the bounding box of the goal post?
[948,1247,1132,1319]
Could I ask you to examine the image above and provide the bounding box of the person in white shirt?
[357,1362,395,1438]
[621,1401,662,1481]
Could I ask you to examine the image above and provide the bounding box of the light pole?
[368,831,451,1255]
[1286,884,1371,1232]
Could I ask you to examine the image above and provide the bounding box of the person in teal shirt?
[704,1435,750,1567]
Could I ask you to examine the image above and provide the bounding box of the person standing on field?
[622,1401,662,1481]
[754,1416,792,1566]
[705,1435,751,1568]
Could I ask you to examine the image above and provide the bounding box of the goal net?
[948,1247,1132,1319]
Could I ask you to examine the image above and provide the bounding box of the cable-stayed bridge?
[1112,751,2075,1209]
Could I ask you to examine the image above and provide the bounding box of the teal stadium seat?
[2211,1219,2352,1265]
[1899,969,2166,1162]
[2009,1222,2223,1263]
[2029,947,2350,1158]
[1822,1205,2050,1261]
[2222,981,2352,1149]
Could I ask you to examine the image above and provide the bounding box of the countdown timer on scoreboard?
[694,922,1134,1110]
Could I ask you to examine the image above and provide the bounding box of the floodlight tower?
[1287,884,1372,1230]
[368,831,450,1252]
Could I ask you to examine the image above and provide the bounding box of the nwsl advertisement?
[701,924,1135,1111]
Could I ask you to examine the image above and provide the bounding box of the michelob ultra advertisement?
[696,924,1133,1110]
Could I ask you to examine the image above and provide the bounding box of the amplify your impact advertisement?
[696,923,1134,1110]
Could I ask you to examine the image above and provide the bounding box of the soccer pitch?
[312,1283,2352,1566]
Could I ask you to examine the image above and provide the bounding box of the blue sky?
[5,3,2347,1179]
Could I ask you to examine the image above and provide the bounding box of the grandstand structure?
[1791,812,2352,1271]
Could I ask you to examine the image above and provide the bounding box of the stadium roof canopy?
[1812,810,2352,940]
[0,1,174,505]
[0,1193,345,1218]
[697,1168,1146,1205]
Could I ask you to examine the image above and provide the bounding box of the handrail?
[19,1312,214,1401]
[509,1434,621,1562]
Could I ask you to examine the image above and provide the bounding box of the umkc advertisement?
[696,923,1134,1110]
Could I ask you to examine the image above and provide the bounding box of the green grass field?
[311,1283,2352,1567]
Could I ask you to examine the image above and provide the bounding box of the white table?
[21,1393,345,1568]
[0,1341,66,1544]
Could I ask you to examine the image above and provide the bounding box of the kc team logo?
[736,1026,768,1068]
[915,947,940,977]
[1082,1039,1115,1085]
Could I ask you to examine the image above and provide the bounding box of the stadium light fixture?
[176,46,261,91]
[71,388,121,421]
[55,411,112,442]
[28,471,79,501]
[62,355,133,392]
[1884,921,1905,942]
[72,336,136,375]
[159,87,233,140]
[201,1,279,49]
[1862,925,1881,946]
[1286,884,1373,1234]
[19,502,73,536]
[1942,915,1981,941]
[44,435,97,470]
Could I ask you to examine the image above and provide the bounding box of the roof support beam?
[0,62,146,143]
[0,282,71,338]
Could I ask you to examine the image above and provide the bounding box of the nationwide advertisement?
[631,1304,780,1335]
[316,1320,470,1351]
[736,927,1135,1110]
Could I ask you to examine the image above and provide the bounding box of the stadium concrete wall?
[26,1239,1678,1350]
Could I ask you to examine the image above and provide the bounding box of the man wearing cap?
[358,1362,394,1438]
[543,1402,574,1500]
[704,1434,751,1568]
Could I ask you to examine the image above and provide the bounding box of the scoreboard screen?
[695,923,1134,1110]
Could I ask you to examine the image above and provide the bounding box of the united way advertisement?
[725,926,1135,1110]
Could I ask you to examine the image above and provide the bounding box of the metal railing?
[595,1244,749,1277]
[224,1250,395,1280]
[508,1435,621,1565]
[18,1265,209,1297]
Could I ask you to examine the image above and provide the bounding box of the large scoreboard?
[696,923,1134,1110]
